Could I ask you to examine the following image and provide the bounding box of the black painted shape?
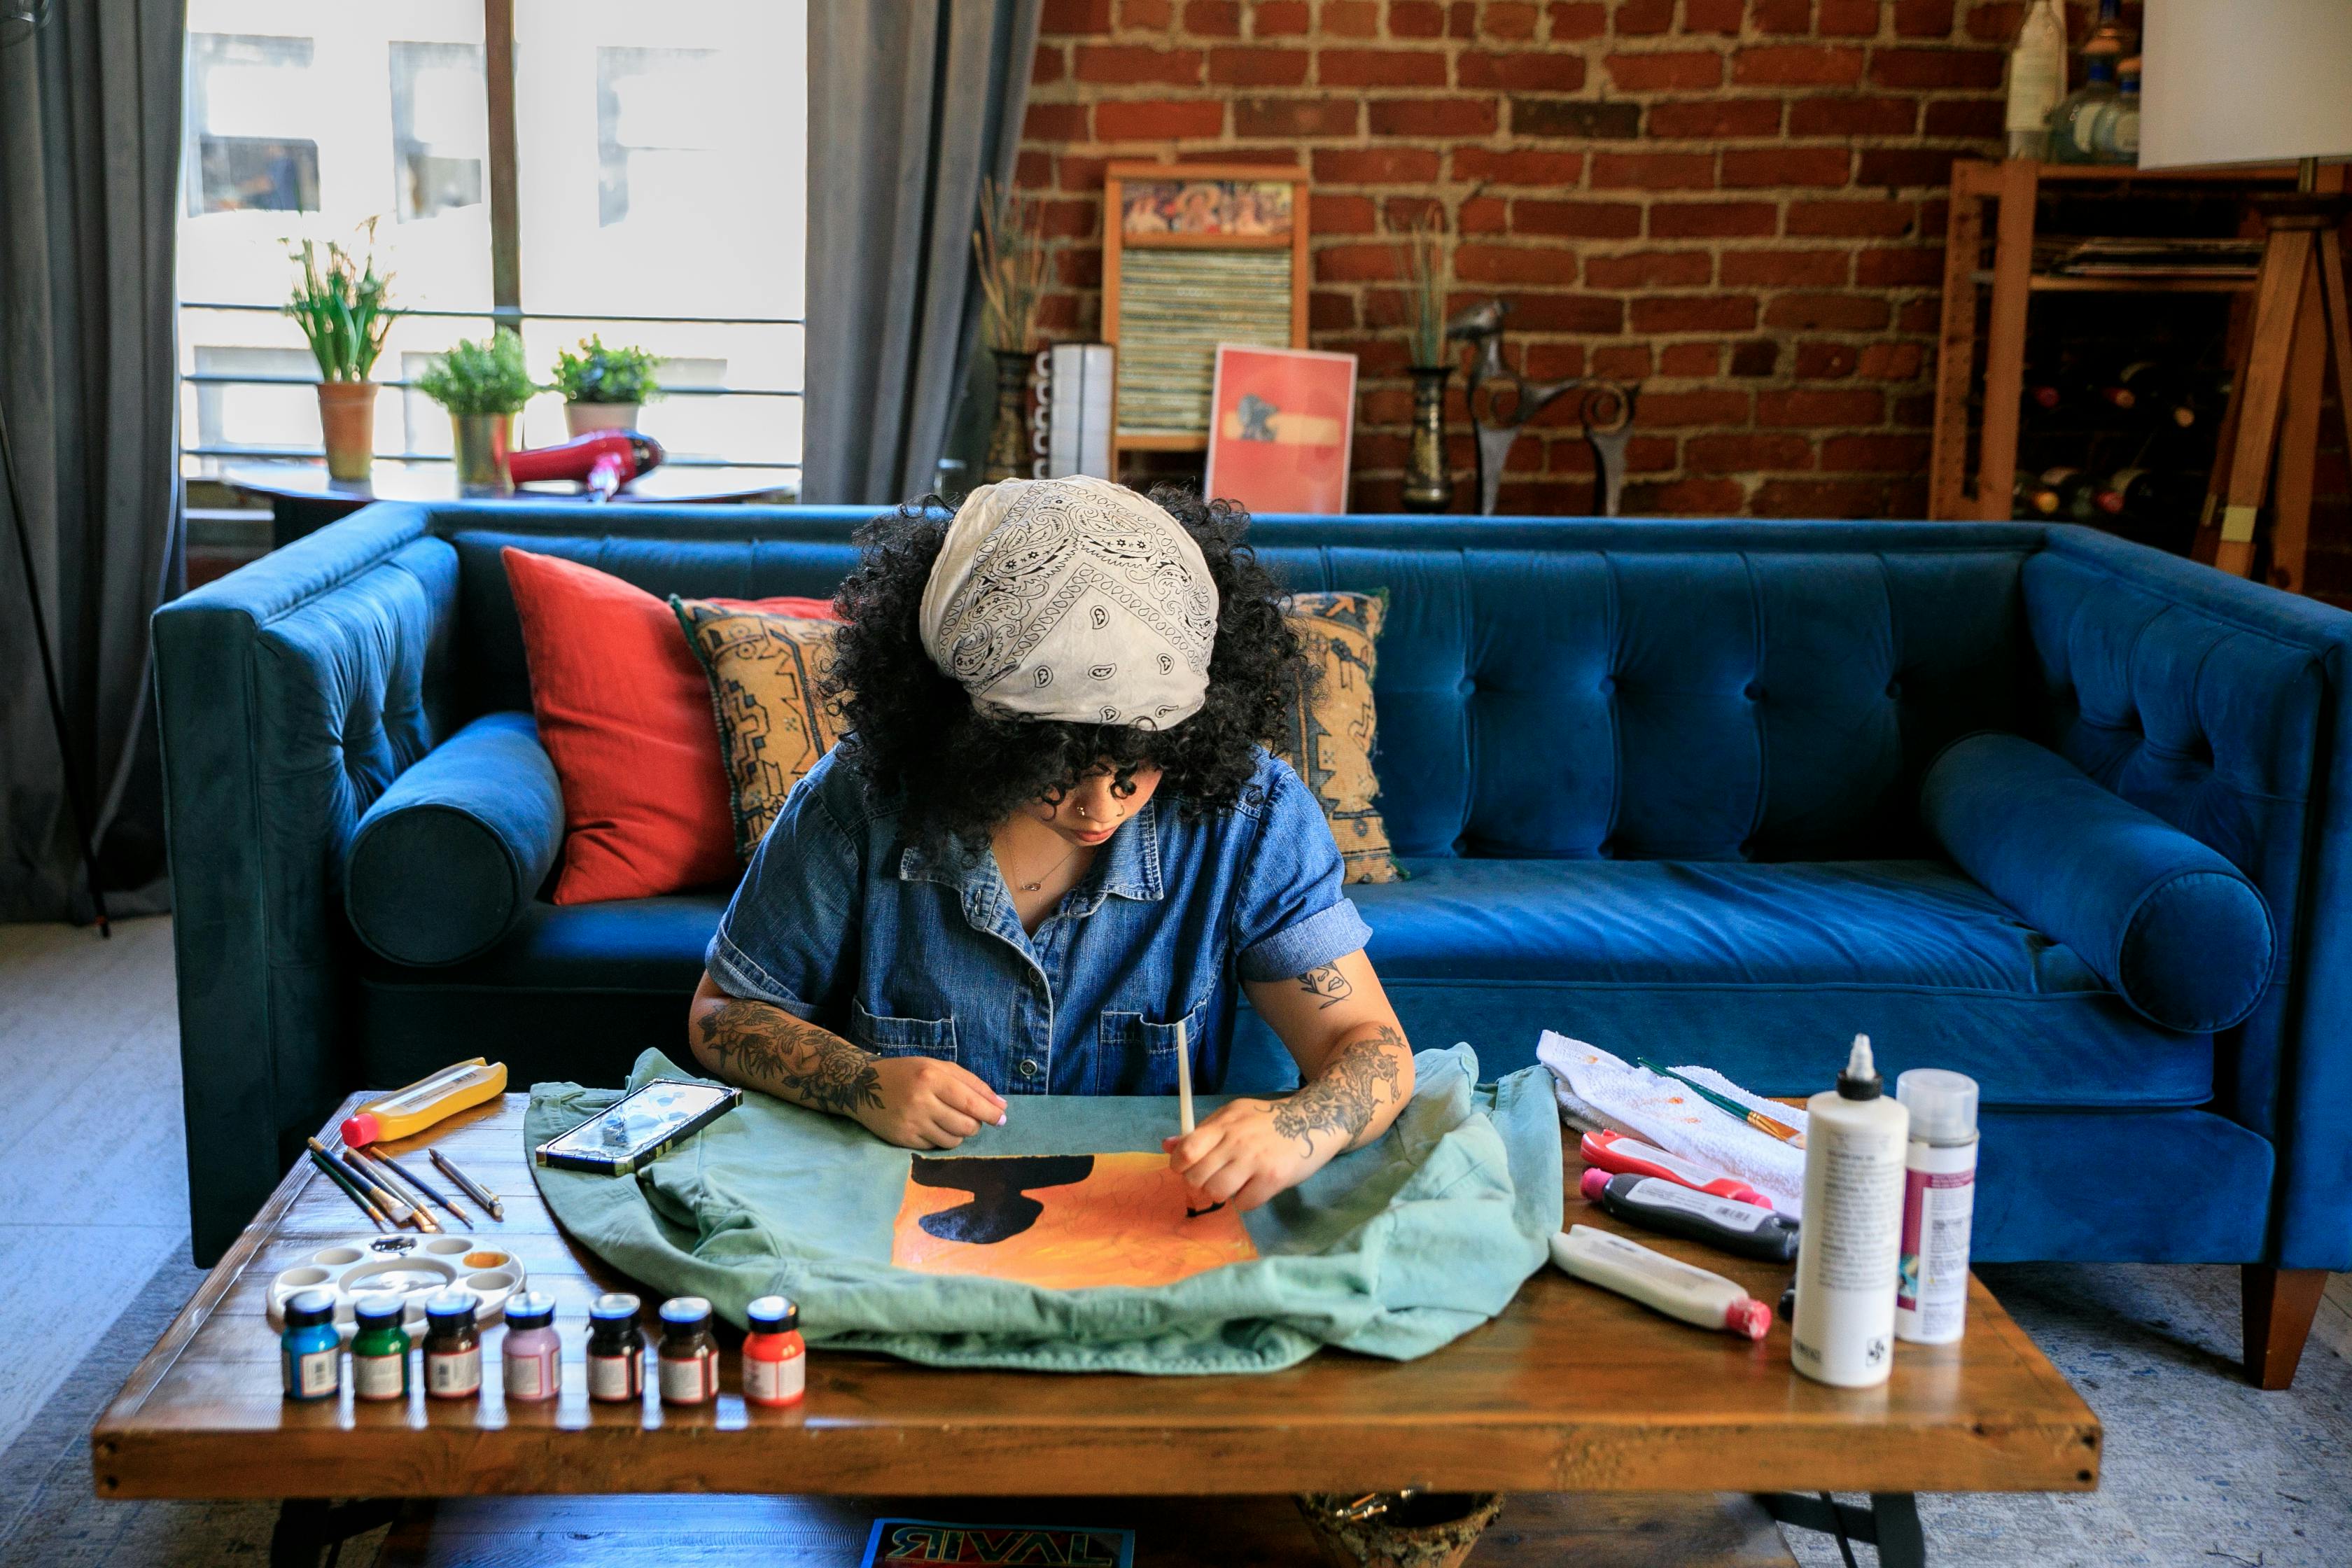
[910,1154,1098,1245]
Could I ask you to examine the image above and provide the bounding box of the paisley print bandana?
[919,476,1220,728]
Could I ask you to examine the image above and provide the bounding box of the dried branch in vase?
[1400,207,1450,370]
[974,178,1050,356]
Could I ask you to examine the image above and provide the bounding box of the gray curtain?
[803,0,1041,505]
[0,0,185,921]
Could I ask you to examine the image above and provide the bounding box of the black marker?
[1579,1169,1801,1263]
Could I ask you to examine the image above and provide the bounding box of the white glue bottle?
[1895,1068,1980,1345]
[1791,1035,1910,1387]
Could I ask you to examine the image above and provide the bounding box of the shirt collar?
[896,797,1165,906]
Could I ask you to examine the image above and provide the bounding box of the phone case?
[534,1079,743,1175]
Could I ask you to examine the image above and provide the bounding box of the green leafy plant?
[1399,205,1450,369]
[549,335,664,405]
[973,177,1049,355]
[414,328,536,416]
[284,224,399,382]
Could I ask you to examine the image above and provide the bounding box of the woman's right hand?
[855,1057,1009,1149]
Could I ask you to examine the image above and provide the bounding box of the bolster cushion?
[1920,732,2275,1033]
[346,711,565,967]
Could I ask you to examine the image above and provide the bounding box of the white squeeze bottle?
[1896,1069,1980,1345]
[1791,1036,1910,1387]
[2004,0,2067,161]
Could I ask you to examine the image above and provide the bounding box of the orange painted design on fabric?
[890,1152,1257,1289]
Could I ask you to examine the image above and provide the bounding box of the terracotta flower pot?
[565,401,640,438]
[315,382,379,482]
[451,412,516,496]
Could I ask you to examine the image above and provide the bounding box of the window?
[389,43,487,223]
[177,0,806,491]
[186,34,321,216]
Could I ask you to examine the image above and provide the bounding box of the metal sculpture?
[1446,299,1639,517]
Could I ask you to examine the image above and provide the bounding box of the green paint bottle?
[349,1294,411,1402]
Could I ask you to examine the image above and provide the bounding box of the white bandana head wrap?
[918,475,1219,729]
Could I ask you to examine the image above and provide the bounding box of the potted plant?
[1397,207,1455,514]
[972,178,1049,484]
[550,335,663,438]
[414,329,536,496]
[285,226,399,482]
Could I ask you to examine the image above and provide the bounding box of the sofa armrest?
[1921,732,2274,1032]
[2026,527,2352,1270]
[153,504,458,1264]
[346,711,564,967]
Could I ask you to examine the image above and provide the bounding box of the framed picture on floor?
[1203,344,1357,516]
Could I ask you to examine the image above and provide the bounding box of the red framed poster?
[1202,344,1357,516]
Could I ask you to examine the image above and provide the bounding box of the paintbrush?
[304,1144,388,1231]
[372,1150,472,1226]
[346,1145,444,1232]
[1637,1057,1806,1149]
[311,1137,417,1228]
[1173,1016,1225,1218]
[430,1148,505,1222]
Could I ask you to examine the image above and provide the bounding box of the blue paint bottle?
[280,1289,342,1401]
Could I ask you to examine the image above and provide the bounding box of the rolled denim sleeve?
[1233,756,1373,983]
[706,753,862,1020]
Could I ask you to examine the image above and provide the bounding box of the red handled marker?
[1579,1129,1775,1210]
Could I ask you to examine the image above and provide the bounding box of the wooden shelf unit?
[1928,160,2303,522]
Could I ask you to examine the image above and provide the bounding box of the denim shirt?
[706,747,1371,1097]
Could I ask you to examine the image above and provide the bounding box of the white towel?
[1536,1031,1808,1219]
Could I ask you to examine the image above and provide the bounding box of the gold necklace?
[1001,832,1084,893]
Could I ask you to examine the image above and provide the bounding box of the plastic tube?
[1580,1170,1801,1263]
[1578,1128,1774,1208]
[341,1058,508,1147]
[1548,1224,1774,1340]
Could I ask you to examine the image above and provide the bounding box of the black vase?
[1401,365,1454,514]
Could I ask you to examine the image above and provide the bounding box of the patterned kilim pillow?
[671,598,845,862]
[1278,591,1401,886]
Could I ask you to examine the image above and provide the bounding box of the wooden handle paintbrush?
[1637,1058,1807,1149]
[1173,1016,1225,1217]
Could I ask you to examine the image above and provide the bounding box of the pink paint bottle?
[500,1292,561,1403]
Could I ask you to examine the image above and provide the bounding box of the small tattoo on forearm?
[1272,1024,1405,1156]
[695,1000,883,1118]
[1296,962,1352,1010]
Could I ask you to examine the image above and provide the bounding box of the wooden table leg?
[2242,1264,2329,1390]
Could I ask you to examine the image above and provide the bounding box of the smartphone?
[534,1079,743,1175]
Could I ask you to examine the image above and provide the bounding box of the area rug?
[2,1252,2345,1567]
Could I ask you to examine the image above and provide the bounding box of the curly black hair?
[822,485,1308,853]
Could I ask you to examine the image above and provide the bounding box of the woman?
[687,475,1413,1213]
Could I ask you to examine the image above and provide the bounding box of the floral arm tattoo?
[1296,962,1354,1010]
[694,997,883,1119]
[1270,1024,1407,1157]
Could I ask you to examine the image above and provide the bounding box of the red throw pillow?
[500,547,839,904]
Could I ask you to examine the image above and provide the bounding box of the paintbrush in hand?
[1637,1057,1807,1149]
[1173,1016,1225,1218]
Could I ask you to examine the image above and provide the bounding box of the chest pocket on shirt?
[851,998,958,1061]
[1093,999,1206,1096]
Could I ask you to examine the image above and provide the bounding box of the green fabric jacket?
[528,1044,1562,1373]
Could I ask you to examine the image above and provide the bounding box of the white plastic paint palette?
[264,1234,526,1340]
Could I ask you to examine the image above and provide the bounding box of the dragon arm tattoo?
[694,997,883,1119]
[1270,1023,1407,1158]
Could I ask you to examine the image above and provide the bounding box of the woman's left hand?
[1163,1097,1329,1213]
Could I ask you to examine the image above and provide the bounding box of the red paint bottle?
[741,1295,806,1408]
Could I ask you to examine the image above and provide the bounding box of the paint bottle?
[349,1294,411,1402]
[340,1057,508,1147]
[422,1290,483,1400]
[741,1295,806,1408]
[1548,1226,1774,1340]
[279,1289,342,1402]
[1896,1068,1980,1345]
[1791,1035,1910,1388]
[657,1296,719,1406]
[1578,1169,1801,1263]
[585,1293,645,1404]
[501,1291,561,1403]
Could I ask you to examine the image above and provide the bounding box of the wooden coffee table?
[94,1093,2099,1567]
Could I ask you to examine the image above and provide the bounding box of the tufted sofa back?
[439,513,2038,864]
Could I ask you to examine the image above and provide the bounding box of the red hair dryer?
[507,430,665,501]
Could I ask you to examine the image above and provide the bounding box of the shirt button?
[1018,1058,1040,1079]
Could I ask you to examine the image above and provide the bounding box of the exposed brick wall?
[1018,0,2035,516]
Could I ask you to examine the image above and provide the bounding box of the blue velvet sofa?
[155,503,2352,1385]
